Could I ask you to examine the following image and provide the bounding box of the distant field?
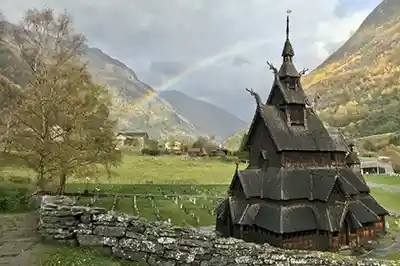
[0,153,239,185]
[3,152,398,186]
[364,175,400,186]
[1,152,400,229]
[370,188,400,214]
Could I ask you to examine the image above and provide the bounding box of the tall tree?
[0,8,120,193]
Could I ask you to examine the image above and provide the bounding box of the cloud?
[232,56,251,67]
[150,61,189,77]
[0,0,380,119]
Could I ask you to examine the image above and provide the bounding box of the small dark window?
[286,79,297,90]
[288,105,304,125]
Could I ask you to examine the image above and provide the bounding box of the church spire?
[281,9,294,58]
[278,10,299,78]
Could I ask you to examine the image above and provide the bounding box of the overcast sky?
[2,0,382,121]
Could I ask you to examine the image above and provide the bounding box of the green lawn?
[364,175,400,186]
[0,153,239,185]
[40,247,146,266]
[1,153,399,264]
[370,188,400,213]
[75,184,225,227]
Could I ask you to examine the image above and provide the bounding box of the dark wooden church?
[215,14,388,251]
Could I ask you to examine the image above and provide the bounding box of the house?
[165,140,183,154]
[360,157,394,175]
[116,131,149,149]
[187,148,205,157]
[215,14,388,251]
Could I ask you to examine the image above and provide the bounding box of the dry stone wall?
[38,196,395,266]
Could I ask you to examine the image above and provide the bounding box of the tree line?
[0,9,120,194]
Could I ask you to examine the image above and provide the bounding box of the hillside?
[0,20,199,139]
[159,90,248,139]
[303,0,400,138]
[223,130,246,151]
[80,46,198,138]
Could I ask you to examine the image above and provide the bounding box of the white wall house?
[360,157,395,176]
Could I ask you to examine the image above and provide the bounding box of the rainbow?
[134,38,272,108]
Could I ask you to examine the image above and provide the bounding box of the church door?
[340,220,350,245]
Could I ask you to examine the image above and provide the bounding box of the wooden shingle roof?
[245,106,347,152]
[231,167,370,201]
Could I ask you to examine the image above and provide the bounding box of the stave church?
[215,14,388,251]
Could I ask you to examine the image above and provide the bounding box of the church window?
[288,105,305,125]
[285,79,297,90]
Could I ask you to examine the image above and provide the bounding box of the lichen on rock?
[37,196,398,266]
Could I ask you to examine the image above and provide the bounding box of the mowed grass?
[370,188,400,213]
[1,152,399,226]
[40,247,146,266]
[364,175,400,186]
[1,153,399,264]
[0,153,239,185]
[76,185,226,227]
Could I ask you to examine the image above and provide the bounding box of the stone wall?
[38,196,395,266]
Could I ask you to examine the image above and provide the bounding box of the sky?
[1,0,382,121]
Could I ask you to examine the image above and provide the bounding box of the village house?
[360,157,395,175]
[164,140,183,154]
[215,14,388,251]
[187,147,206,157]
[116,131,149,149]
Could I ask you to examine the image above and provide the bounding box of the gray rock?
[93,225,126,237]
[37,195,394,266]
[77,234,118,247]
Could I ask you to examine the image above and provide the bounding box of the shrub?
[232,151,249,160]
[141,148,161,156]
[218,155,239,163]
[389,133,400,146]
[0,182,33,212]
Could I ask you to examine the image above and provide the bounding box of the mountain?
[159,90,248,139]
[303,0,400,138]
[80,46,199,138]
[0,20,199,139]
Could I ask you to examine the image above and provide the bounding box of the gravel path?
[0,213,50,266]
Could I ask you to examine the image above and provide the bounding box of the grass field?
[1,153,400,264]
[0,153,240,185]
[364,175,400,186]
[40,247,146,266]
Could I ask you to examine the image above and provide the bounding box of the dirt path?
[0,212,50,266]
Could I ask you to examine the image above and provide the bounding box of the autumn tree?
[0,8,120,194]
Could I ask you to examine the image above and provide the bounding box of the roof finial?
[286,9,292,40]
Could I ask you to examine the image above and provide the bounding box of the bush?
[141,148,161,156]
[232,151,249,160]
[218,155,239,163]
[389,134,400,146]
[0,182,33,212]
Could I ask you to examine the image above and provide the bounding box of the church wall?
[331,152,346,166]
[282,151,332,167]
[215,202,231,237]
[239,225,282,246]
[281,230,318,250]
